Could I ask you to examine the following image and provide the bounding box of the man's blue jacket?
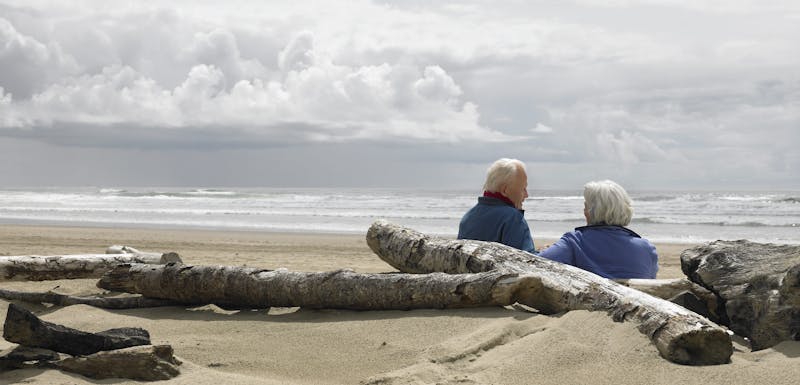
[457,196,535,253]
[538,225,658,279]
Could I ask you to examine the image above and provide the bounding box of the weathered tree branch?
[365,220,733,365]
[54,344,181,381]
[0,346,62,371]
[614,278,720,322]
[1,304,180,380]
[0,252,182,281]
[3,303,151,356]
[99,263,560,310]
[0,288,177,309]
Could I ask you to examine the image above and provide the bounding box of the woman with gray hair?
[538,180,658,279]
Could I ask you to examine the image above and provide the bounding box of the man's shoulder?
[477,197,518,210]
[477,196,510,206]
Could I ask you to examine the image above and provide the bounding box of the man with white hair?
[538,180,658,279]
[457,158,536,253]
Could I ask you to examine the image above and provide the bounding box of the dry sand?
[1,224,798,385]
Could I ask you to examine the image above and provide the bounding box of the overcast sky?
[0,0,798,190]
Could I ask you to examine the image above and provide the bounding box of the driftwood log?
[0,307,180,380]
[366,220,733,365]
[681,240,800,350]
[99,264,574,310]
[105,245,149,255]
[54,344,181,381]
[617,278,720,322]
[0,345,61,371]
[0,252,182,281]
[0,288,177,309]
[3,303,151,356]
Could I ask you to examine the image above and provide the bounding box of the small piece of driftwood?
[2,303,151,356]
[0,251,182,281]
[0,288,177,309]
[0,346,62,371]
[54,344,181,381]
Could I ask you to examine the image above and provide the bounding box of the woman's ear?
[583,204,591,224]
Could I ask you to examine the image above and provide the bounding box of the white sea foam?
[0,188,797,244]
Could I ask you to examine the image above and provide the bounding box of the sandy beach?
[1,224,798,385]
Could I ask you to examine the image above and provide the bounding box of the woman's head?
[583,180,633,226]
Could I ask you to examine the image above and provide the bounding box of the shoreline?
[2,217,793,246]
[0,223,691,278]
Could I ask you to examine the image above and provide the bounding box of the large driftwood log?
[54,344,181,381]
[0,288,177,309]
[366,220,733,365]
[99,263,560,310]
[681,240,800,350]
[3,303,151,356]
[0,252,182,281]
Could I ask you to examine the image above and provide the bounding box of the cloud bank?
[0,2,519,145]
[0,0,797,188]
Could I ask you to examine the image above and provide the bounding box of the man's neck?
[483,190,515,207]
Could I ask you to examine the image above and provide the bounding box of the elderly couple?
[458,158,658,279]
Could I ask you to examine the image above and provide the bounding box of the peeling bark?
[366,220,733,365]
[0,252,182,281]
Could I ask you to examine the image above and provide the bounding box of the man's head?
[483,158,528,209]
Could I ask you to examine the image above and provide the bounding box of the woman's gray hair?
[483,158,525,192]
[583,180,633,226]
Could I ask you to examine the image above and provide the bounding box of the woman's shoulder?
[575,224,642,237]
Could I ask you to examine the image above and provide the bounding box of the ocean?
[0,187,797,245]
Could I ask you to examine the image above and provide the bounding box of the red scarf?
[483,190,515,207]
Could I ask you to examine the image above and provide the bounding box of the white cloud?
[413,66,462,105]
[0,10,518,145]
[531,123,554,134]
[9,55,513,144]
[575,0,800,14]
[0,17,78,98]
[2,0,678,146]
[27,65,174,126]
[278,31,315,72]
[595,130,671,164]
[0,87,20,127]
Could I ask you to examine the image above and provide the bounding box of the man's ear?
[499,183,510,196]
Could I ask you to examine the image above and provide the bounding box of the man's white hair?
[583,180,633,226]
[483,158,526,192]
